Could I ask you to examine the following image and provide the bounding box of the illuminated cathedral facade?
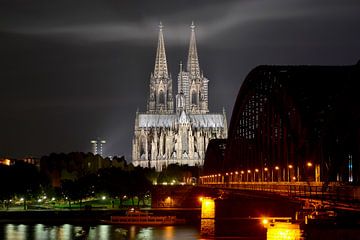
[132,23,227,171]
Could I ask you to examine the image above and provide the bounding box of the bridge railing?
[201,181,360,203]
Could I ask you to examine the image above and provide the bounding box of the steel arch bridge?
[203,62,360,185]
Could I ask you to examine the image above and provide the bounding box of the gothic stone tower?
[147,22,174,114]
[132,23,227,171]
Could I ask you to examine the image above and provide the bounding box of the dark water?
[0,224,200,240]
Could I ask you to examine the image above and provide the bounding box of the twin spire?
[154,22,168,79]
[153,22,201,79]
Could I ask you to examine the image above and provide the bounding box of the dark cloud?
[1,0,360,159]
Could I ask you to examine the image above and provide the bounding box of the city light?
[275,166,279,170]
[307,162,313,167]
[102,196,106,200]
[199,196,204,202]
[262,218,269,225]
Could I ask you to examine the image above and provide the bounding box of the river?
[0,224,200,240]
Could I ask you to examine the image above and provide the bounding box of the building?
[132,23,227,171]
[90,139,106,156]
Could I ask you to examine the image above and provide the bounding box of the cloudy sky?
[1,0,360,160]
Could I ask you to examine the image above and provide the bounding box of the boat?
[102,209,186,225]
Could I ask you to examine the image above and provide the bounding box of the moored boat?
[102,209,186,225]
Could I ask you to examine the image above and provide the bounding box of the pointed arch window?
[158,90,165,105]
[191,90,198,105]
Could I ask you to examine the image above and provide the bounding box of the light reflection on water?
[0,224,200,240]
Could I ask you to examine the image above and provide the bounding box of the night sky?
[1,0,360,160]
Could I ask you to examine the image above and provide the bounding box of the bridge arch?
[211,64,360,183]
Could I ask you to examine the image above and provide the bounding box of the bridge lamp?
[307,162,313,167]
[288,165,293,182]
[235,171,239,175]
[261,218,269,226]
[264,167,268,171]
[241,171,244,174]
[247,170,251,173]
[274,166,280,182]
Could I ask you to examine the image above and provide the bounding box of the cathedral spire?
[154,22,168,79]
[187,21,200,78]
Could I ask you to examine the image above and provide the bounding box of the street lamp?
[240,171,244,182]
[264,167,268,182]
[288,165,293,182]
[273,166,280,182]
[247,170,251,182]
[255,169,259,182]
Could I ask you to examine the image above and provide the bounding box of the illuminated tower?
[147,22,174,114]
[91,139,106,156]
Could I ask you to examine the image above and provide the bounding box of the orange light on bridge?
[275,166,279,170]
[255,169,259,173]
[264,167,268,171]
[262,218,269,225]
[288,164,293,169]
[235,171,238,174]
[199,196,204,202]
[241,171,244,174]
[307,162,313,167]
[247,170,251,173]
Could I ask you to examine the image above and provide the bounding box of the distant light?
[170,182,174,185]
[275,166,279,170]
[255,169,259,173]
[288,165,293,169]
[162,182,168,185]
[20,198,24,201]
[52,197,56,201]
[241,171,244,174]
[43,196,47,199]
[307,162,313,167]
[172,180,176,183]
[264,167,268,171]
[262,218,269,225]
[235,171,238,175]
[180,182,185,186]
[102,196,106,200]
[199,196,204,202]
[247,170,251,173]
[38,199,42,202]
[292,176,296,180]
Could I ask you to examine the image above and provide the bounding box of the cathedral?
[132,23,227,171]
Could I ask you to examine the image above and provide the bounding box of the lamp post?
[255,169,259,182]
[274,166,280,182]
[288,165,293,182]
[306,162,313,182]
[264,167,268,182]
[240,171,244,182]
[247,170,251,182]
